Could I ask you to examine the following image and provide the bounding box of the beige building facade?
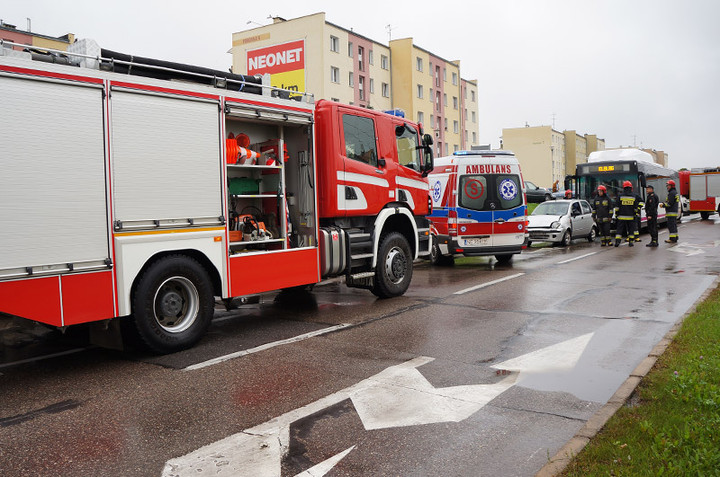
[564,130,587,176]
[230,13,479,154]
[1,21,75,52]
[502,126,567,188]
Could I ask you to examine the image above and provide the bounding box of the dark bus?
[566,154,678,225]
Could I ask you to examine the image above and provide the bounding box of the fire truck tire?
[701,211,710,220]
[430,237,454,266]
[129,255,214,354]
[372,232,413,298]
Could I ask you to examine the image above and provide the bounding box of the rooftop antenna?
[27,17,31,32]
[386,24,394,42]
[246,20,263,27]
[551,112,556,129]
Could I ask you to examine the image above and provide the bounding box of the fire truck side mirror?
[422,145,434,177]
[423,133,434,146]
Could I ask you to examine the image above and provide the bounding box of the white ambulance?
[427,148,528,265]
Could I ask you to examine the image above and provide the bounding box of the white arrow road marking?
[294,446,356,477]
[668,243,705,257]
[163,334,594,476]
[492,333,593,375]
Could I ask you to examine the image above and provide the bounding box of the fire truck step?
[350,271,375,279]
[351,253,374,260]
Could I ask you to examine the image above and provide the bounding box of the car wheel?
[544,193,552,201]
[560,230,571,246]
[587,226,597,242]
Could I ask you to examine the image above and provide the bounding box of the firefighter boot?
[634,235,642,242]
[614,239,620,247]
[628,238,634,247]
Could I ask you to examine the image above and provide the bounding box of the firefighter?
[661,179,680,243]
[645,184,659,247]
[591,185,613,246]
[614,181,638,247]
[564,189,573,199]
[632,188,645,242]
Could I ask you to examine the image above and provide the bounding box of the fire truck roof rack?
[0,38,313,103]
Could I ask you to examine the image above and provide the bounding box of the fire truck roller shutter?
[110,89,223,226]
[0,75,109,275]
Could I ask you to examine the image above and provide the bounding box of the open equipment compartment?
[224,103,316,254]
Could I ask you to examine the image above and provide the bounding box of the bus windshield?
[577,173,640,201]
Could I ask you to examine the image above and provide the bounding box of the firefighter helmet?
[597,185,607,192]
[667,179,676,187]
[623,181,633,189]
[564,189,572,198]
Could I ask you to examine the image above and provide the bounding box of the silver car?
[527,199,597,246]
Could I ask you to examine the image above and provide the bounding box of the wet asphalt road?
[1,215,718,476]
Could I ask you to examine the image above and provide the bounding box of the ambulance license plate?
[464,237,489,247]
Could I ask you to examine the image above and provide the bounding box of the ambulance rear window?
[459,174,522,211]
[459,175,488,211]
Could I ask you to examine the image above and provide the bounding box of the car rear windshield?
[459,174,523,211]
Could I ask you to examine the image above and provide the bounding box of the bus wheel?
[372,232,413,298]
[129,255,214,354]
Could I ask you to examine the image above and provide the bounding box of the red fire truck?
[679,168,720,219]
[0,40,434,353]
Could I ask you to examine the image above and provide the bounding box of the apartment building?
[1,20,75,51]
[502,126,567,188]
[229,13,479,153]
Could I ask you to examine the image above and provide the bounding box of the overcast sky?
[4,0,718,170]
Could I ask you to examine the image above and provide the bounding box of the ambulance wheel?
[560,230,572,246]
[495,254,513,264]
[372,232,413,298]
[129,255,214,354]
[701,211,710,220]
[430,237,454,266]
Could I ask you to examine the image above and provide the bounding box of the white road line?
[453,273,525,295]
[0,348,87,370]
[558,252,597,264]
[184,323,353,371]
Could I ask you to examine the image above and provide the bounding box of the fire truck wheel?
[430,237,454,266]
[701,211,710,220]
[372,232,413,298]
[129,255,214,354]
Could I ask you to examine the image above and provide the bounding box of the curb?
[535,276,720,477]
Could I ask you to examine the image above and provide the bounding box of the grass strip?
[562,284,720,476]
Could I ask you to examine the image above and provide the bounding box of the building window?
[358,76,365,100]
[443,68,447,82]
[444,144,449,156]
[452,72,458,85]
[369,50,374,65]
[472,132,477,143]
[369,78,374,94]
[443,93,447,107]
[348,41,353,57]
[358,46,365,71]
[464,109,467,120]
[417,111,424,124]
[471,111,476,123]
[435,65,441,87]
[444,118,448,131]
[349,72,354,87]
[381,55,389,70]
[453,96,458,110]
[330,36,339,53]
[454,144,459,152]
[416,57,423,72]
[436,92,441,111]
[330,66,340,83]
[471,90,476,102]
[382,82,390,97]
[417,84,423,99]
[430,116,435,128]
[453,120,459,134]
